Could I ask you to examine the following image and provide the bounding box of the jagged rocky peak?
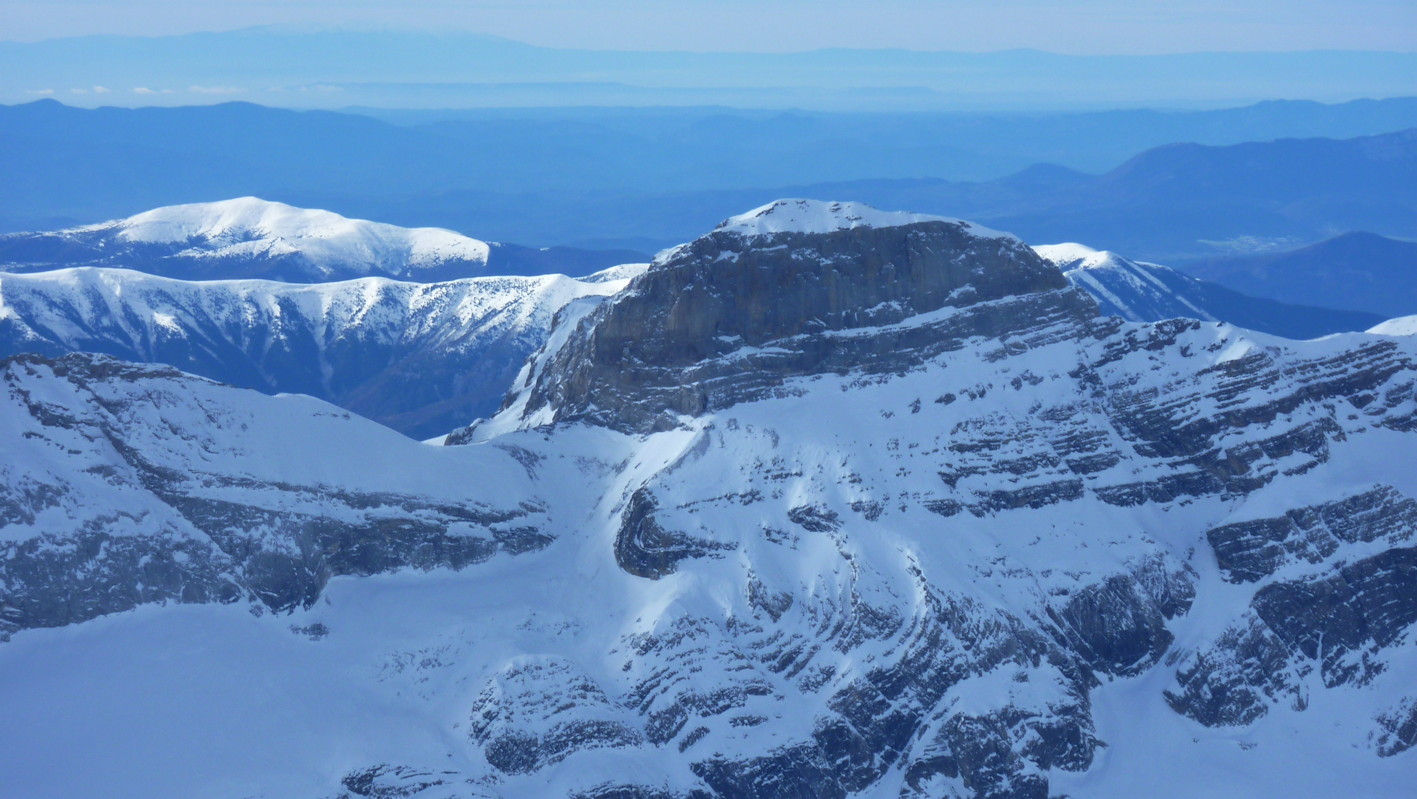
[466,199,1089,437]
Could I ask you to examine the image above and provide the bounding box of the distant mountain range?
[0,197,644,281]
[1178,231,1417,319]
[547,128,1417,260]
[4,28,1415,110]
[3,97,1417,255]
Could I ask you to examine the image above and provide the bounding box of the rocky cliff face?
[463,201,1080,437]
[2,200,1415,799]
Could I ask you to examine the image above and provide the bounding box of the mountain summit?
[469,199,1071,438]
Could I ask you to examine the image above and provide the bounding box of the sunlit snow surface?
[0,264,641,353]
[1370,315,1417,336]
[107,196,489,268]
[1036,243,1214,323]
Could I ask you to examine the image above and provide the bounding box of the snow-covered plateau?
[0,197,642,283]
[1,200,1415,799]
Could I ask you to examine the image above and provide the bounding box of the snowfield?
[1371,315,1417,336]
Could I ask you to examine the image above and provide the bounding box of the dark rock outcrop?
[469,658,645,775]
[1207,486,1417,583]
[1170,545,1417,727]
[615,488,733,579]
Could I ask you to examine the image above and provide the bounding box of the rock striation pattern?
[444,200,1417,795]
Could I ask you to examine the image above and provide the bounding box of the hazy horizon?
[5,23,1417,55]
[4,27,1415,112]
[6,0,1417,53]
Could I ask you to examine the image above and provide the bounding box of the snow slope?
[1,203,1415,799]
[1371,314,1417,336]
[0,264,643,438]
[111,196,491,272]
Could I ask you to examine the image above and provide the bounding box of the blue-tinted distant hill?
[0,100,482,229]
[1179,232,1417,319]
[994,129,1417,260]
[437,128,1412,259]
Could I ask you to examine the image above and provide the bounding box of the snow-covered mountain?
[1038,242,1384,338]
[0,198,644,282]
[2,200,1415,799]
[0,265,642,439]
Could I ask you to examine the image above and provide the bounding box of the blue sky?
[5,0,1416,53]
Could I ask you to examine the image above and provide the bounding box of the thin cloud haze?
[4,0,1416,52]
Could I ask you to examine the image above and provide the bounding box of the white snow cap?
[1034,243,1098,265]
[1368,315,1417,336]
[1032,243,1133,272]
[715,199,1016,240]
[89,197,491,271]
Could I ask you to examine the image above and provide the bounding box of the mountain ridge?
[1035,242,1386,338]
[6,98,1417,249]
[0,263,643,438]
[1179,230,1417,318]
